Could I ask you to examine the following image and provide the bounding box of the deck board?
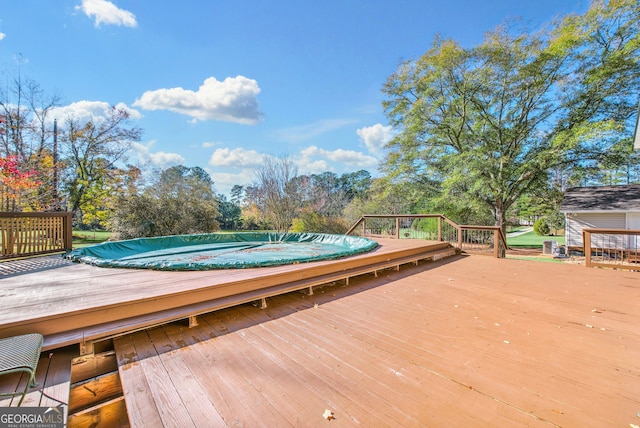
[113,334,166,428]
[144,327,226,426]
[113,256,639,427]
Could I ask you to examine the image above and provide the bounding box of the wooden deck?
[1,239,638,426]
[112,255,640,427]
[0,238,454,351]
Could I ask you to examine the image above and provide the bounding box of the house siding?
[566,213,626,248]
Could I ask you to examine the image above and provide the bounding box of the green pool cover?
[66,232,378,270]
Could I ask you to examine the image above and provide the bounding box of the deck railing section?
[0,212,73,259]
[346,214,507,258]
[582,228,640,270]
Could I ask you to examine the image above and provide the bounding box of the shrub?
[290,210,348,234]
[533,218,550,236]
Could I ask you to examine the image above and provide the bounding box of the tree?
[216,193,242,230]
[230,184,244,206]
[79,163,142,230]
[590,139,640,185]
[110,165,219,238]
[381,0,639,242]
[338,170,372,200]
[62,106,142,223]
[0,74,61,210]
[0,156,41,211]
[251,156,299,232]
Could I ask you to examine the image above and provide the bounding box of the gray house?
[560,184,640,249]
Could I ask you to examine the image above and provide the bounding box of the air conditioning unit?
[542,240,557,255]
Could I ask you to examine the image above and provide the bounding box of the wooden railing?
[0,212,73,259]
[346,214,507,258]
[582,228,640,270]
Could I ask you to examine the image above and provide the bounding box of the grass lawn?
[72,230,111,247]
[507,231,565,248]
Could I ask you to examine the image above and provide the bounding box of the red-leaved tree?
[0,156,41,211]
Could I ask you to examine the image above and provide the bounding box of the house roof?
[560,184,640,212]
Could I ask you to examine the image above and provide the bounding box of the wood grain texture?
[113,256,640,427]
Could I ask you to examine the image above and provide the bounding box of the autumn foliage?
[0,156,41,211]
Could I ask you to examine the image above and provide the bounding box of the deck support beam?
[188,316,198,328]
[80,341,94,356]
[260,298,267,309]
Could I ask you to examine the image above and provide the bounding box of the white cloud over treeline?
[134,76,263,125]
[49,101,141,125]
[209,147,265,168]
[300,146,377,169]
[131,141,185,167]
[76,0,137,27]
[356,123,394,155]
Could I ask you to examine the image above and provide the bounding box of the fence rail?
[0,212,73,259]
[582,228,640,270]
[346,214,507,258]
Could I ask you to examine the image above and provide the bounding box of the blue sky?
[0,0,587,196]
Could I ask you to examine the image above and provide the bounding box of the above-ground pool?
[66,232,378,271]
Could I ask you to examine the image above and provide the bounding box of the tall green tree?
[338,170,372,200]
[382,0,639,240]
[216,193,242,230]
[62,106,141,222]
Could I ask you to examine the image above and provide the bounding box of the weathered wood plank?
[68,371,122,414]
[144,327,226,426]
[163,316,288,426]
[67,396,129,428]
[113,335,163,428]
[70,351,118,384]
[122,331,196,428]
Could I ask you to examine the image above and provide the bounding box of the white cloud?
[356,123,394,155]
[202,141,219,148]
[206,169,255,196]
[50,101,141,125]
[76,0,137,27]
[274,118,357,143]
[130,141,185,167]
[298,159,331,175]
[0,33,6,41]
[133,76,262,124]
[209,147,265,168]
[300,145,378,168]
